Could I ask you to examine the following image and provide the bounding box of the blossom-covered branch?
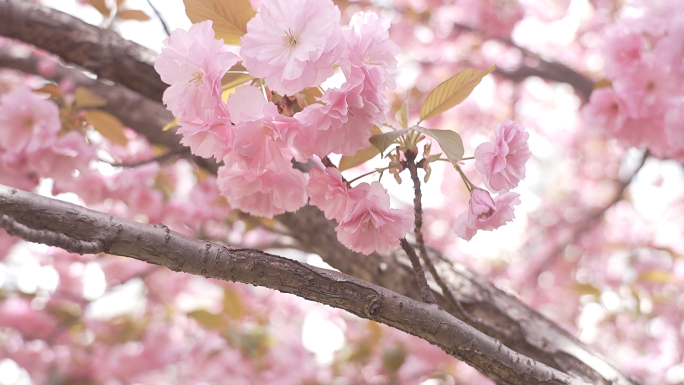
[0,184,587,385]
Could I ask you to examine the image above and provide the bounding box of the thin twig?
[529,149,650,279]
[145,0,171,37]
[406,150,460,308]
[399,238,436,304]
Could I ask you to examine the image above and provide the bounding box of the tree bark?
[0,1,639,384]
[0,184,588,385]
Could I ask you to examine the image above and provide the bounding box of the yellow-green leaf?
[571,283,601,297]
[74,87,107,109]
[419,65,495,122]
[117,9,150,21]
[162,118,180,132]
[300,87,323,106]
[395,99,409,129]
[188,310,226,329]
[370,127,410,154]
[412,126,464,162]
[184,0,256,45]
[339,126,382,171]
[639,270,674,284]
[85,109,128,146]
[88,0,110,16]
[221,64,253,91]
[34,84,63,98]
[223,287,244,319]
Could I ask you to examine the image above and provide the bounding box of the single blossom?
[227,85,302,171]
[240,0,343,95]
[474,120,531,193]
[177,117,234,161]
[155,20,239,122]
[335,182,414,255]
[306,167,368,221]
[453,188,520,241]
[30,131,96,181]
[217,160,308,218]
[0,88,61,154]
[343,11,399,90]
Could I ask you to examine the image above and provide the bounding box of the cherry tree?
[0,0,682,384]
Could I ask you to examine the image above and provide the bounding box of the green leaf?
[184,0,256,45]
[571,283,601,297]
[74,87,107,109]
[116,9,150,21]
[369,127,410,154]
[339,126,382,171]
[88,0,111,16]
[412,126,464,162]
[85,109,128,146]
[394,99,409,129]
[419,65,495,122]
[187,310,226,329]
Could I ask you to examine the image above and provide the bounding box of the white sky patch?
[0,359,31,385]
[86,277,147,320]
[301,311,345,366]
[83,261,107,300]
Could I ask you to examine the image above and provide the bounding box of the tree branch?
[0,3,640,384]
[451,23,595,100]
[0,184,588,385]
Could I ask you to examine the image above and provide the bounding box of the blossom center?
[23,117,34,130]
[190,71,203,84]
[284,29,300,47]
[477,208,494,221]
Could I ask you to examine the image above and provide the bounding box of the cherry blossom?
[474,120,531,193]
[335,182,414,255]
[0,87,60,154]
[154,20,239,122]
[217,160,308,218]
[226,85,302,170]
[240,0,343,95]
[453,188,520,241]
[307,167,368,221]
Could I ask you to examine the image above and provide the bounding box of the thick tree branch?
[0,184,587,385]
[0,3,639,384]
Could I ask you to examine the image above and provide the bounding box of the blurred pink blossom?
[0,87,60,154]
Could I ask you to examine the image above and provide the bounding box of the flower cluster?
[155,0,407,254]
[453,120,530,241]
[581,5,684,161]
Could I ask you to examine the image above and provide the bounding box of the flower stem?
[347,167,390,184]
[455,164,474,193]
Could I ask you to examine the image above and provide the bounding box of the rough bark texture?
[0,185,588,385]
[0,2,640,384]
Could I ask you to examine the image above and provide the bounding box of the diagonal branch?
[0,2,640,384]
[0,184,587,385]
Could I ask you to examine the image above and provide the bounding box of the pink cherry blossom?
[474,120,531,193]
[154,20,239,122]
[217,160,307,218]
[240,0,343,95]
[30,131,96,181]
[452,188,520,241]
[343,11,399,90]
[296,66,385,156]
[335,182,414,255]
[227,85,302,170]
[307,167,369,221]
[0,87,60,154]
[177,117,233,160]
